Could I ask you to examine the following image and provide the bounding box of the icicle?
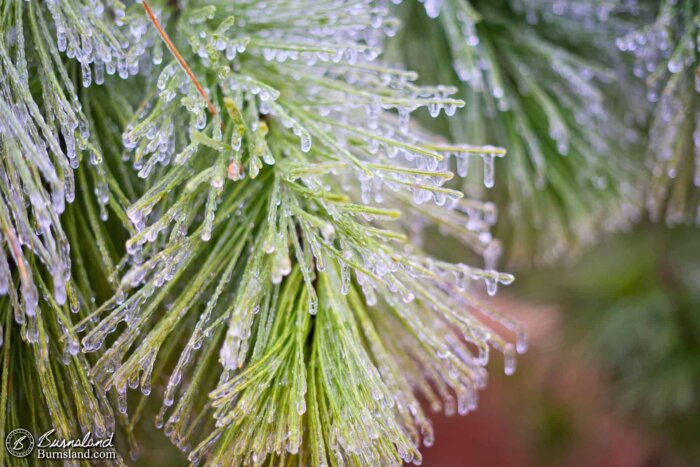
[299,131,312,153]
[481,153,495,188]
[201,187,218,241]
[456,153,469,177]
[516,328,528,354]
[422,0,443,18]
[117,384,128,414]
[81,62,92,87]
[398,107,410,133]
[484,275,497,296]
[321,222,336,241]
[503,344,516,375]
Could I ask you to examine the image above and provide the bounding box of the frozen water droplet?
[481,153,495,188]
[516,328,528,354]
[485,276,497,296]
[504,344,516,375]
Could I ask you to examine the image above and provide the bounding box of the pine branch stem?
[141,0,218,117]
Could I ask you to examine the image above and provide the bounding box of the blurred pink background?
[420,297,652,467]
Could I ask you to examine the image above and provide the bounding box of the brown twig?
[2,225,28,283]
[142,0,218,117]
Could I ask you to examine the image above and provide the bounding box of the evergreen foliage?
[616,0,700,224]
[524,225,700,459]
[0,0,698,465]
[390,0,646,264]
[1,1,522,464]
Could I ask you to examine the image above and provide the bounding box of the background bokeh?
[418,224,700,466]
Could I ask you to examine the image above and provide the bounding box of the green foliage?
[0,1,149,462]
[0,0,698,464]
[521,225,700,457]
[617,0,700,225]
[390,0,645,265]
[1,0,523,465]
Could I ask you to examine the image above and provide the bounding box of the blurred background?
[420,225,700,466]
